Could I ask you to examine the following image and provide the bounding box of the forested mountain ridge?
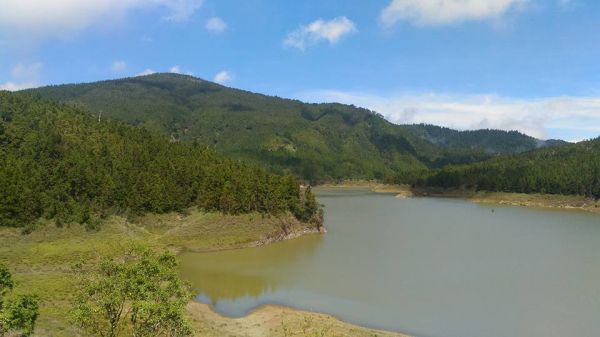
[26,73,566,181]
[0,91,319,228]
[399,124,566,154]
[410,137,600,198]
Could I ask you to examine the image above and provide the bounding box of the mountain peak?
[26,76,569,181]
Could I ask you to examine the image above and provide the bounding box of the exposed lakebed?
[180,188,600,337]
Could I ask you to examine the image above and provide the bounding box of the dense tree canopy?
[403,138,600,199]
[0,92,318,228]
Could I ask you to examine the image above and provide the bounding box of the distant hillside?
[399,124,566,154]
[26,74,566,181]
[412,137,600,198]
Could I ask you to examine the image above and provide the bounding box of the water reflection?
[179,234,323,308]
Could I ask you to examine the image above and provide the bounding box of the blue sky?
[1,0,600,141]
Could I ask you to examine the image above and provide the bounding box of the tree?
[0,264,39,337]
[302,186,319,223]
[72,247,193,337]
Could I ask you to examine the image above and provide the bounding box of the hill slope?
[27,73,566,181]
[0,91,318,228]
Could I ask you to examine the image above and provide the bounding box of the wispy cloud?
[169,65,181,74]
[110,60,127,73]
[295,89,600,141]
[0,62,42,91]
[0,81,38,91]
[160,0,204,22]
[206,17,227,33]
[137,69,157,76]
[284,16,357,50]
[380,0,527,27]
[213,70,232,84]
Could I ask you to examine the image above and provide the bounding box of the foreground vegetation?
[0,209,326,337]
[27,73,564,182]
[72,247,192,337]
[0,264,39,336]
[0,92,320,229]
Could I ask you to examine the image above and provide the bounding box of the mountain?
[0,91,318,228]
[26,73,567,181]
[399,124,566,154]
[413,137,600,198]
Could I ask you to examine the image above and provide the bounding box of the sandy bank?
[187,301,410,337]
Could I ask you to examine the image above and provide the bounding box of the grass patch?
[0,210,313,337]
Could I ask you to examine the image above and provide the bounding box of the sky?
[1,0,599,141]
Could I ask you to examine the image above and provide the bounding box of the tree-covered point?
[26,74,566,182]
[0,91,319,228]
[407,138,600,199]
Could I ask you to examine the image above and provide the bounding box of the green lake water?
[179,188,600,337]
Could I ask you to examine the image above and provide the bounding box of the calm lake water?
[180,188,600,337]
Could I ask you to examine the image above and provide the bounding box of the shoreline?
[186,301,410,337]
[318,181,600,214]
[410,187,600,214]
[176,224,325,254]
[170,219,411,337]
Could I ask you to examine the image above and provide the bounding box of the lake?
[179,188,600,337]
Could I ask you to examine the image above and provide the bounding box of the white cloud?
[1,62,42,91]
[284,16,357,50]
[0,0,203,38]
[160,0,204,22]
[0,82,38,91]
[213,71,232,84]
[380,0,526,27]
[137,69,157,76]
[111,60,127,73]
[169,65,181,74]
[295,90,600,141]
[206,17,227,33]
